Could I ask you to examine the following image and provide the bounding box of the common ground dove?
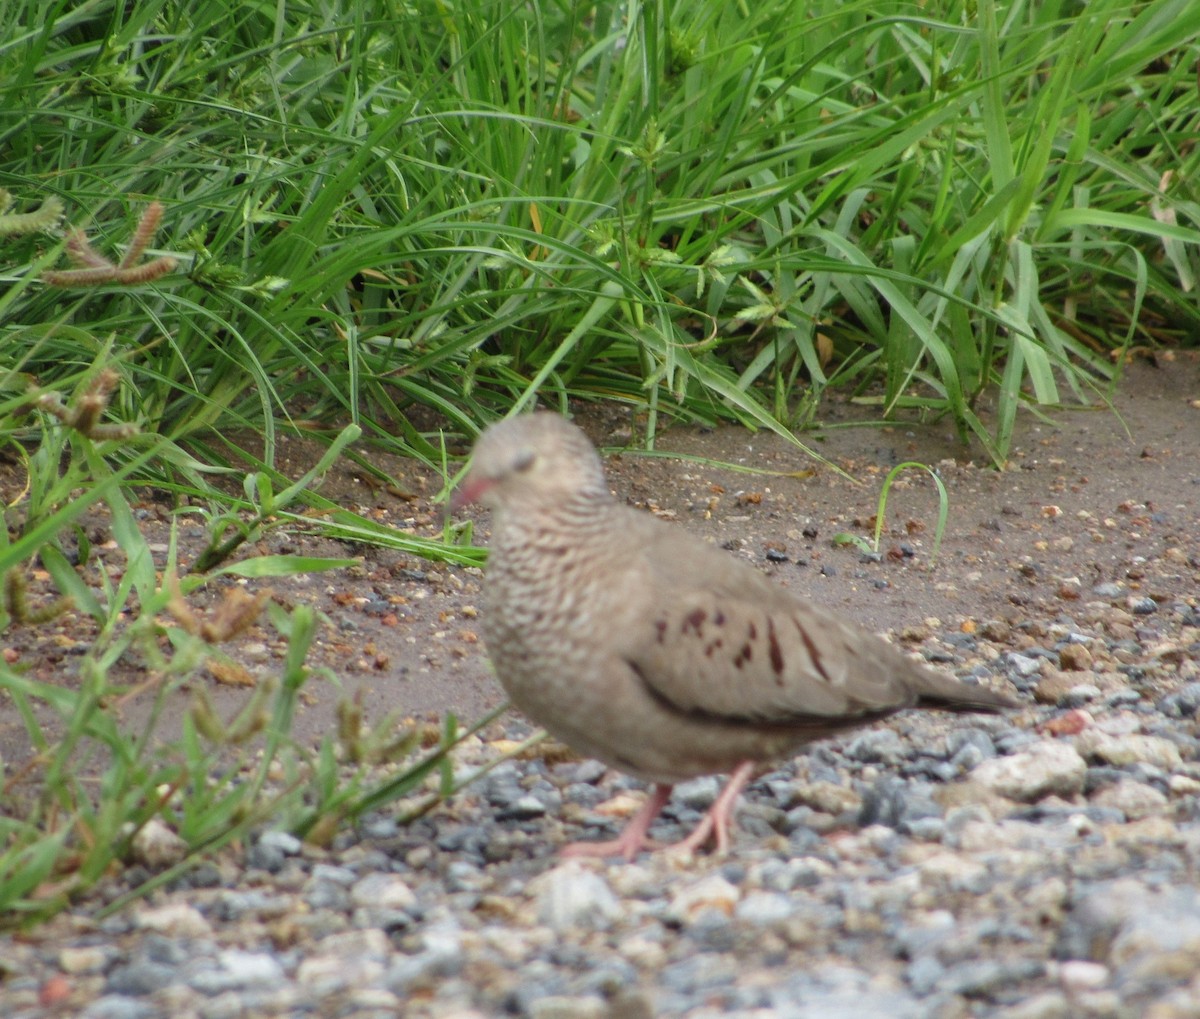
[452,412,1017,860]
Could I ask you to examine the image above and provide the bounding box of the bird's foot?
[560,833,663,862]
[558,782,673,862]
[665,759,756,858]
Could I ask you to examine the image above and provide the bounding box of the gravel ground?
[2,359,1199,1018]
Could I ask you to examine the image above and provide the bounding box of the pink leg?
[667,760,756,857]
[560,783,674,862]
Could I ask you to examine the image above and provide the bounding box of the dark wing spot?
[682,608,707,635]
[767,617,784,679]
[654,618,667,643]
[713,610,726,626]
[793,616,832,683]
[748,621,757,640]
[734,643,753,669]
[703,638,725,658]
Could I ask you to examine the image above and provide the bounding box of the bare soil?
[2,356,1198,767]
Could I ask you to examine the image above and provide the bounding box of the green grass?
[1,0,1198,928]
[3,0,1197,462]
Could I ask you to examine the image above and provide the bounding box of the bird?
[451,412,1017,860]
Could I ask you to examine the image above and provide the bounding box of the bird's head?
[450,412,609,513]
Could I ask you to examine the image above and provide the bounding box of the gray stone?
[844,729,907,765]
[673,775,721,810]
[188,951,284,995]
[81,997,160,1019]
[105,960,176,996]
[942,958,1045,996]
[735,891,795,926]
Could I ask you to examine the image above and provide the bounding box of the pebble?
[12,566,1200,1019]
[1074,730,1183,770]
[1090,778,1169,819]
[532,863,623,931]
[129,819,187,870]
[971,741,1087,801]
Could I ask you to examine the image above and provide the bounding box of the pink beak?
[448,473,493,514]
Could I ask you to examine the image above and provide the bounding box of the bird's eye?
[513,450,536,472]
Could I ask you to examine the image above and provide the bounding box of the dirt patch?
[2,357,1198,765]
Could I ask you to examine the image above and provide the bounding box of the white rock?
[350,872,418,911]
[1057,959,1110,993]
[1074,730,1182,770]
[971,742,1086,801]
[918,853,989,893]
[312,928,390,959]
[58,946,110,974]
[134,901,213,939]
[215,950,284,987]
[130,817,187,869]
[670,873,740,920]
[296,954,385,990]
[1090,779,1168,820]
[532,863,623,931]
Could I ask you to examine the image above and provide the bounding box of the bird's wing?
[612,512,997,724]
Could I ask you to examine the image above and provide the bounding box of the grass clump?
[3,0,1197,465]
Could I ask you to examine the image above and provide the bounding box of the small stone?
[105,960,176,996]
[1063,684,1101,706]
[134,902,212,939]
[1159,683,1200,717]
[350,988,403,1011]
[673,775,721,810]
[999,991,1070,1019]
[350,873,417,911]
[980,619,1012,641]
[1041,709,1093,737]
[312,928,391,960]
[189,951,285,994]
[844,728,907,765]
[918,853,990,894]
[1006,653,1044,679]
[671,873,740,920]
[1090,779,1168,820]
[499,793,551,820]
[1058,644,1093,671]
[129,818,187,870]
[528,996,608,1019]
[80,997,160,1019]
[296,953,385,992]
[1057,959,1110,993]
[943,959,1045,996]
[257,829,302,855]
[971,742,1087,801]
[1128,596,1158,615]
[789,780,861,815]
[735,892,795,926]
[1057,579,1081,600]
[58,946,111,975]
[1033,669,1081,705]
[1074,730,1182,770]
[533,863,622,931]
[1168,774,1200,797]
